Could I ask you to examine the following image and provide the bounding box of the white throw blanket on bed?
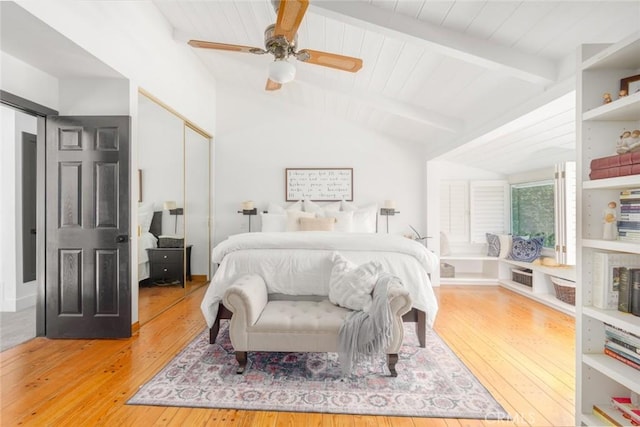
[337,273,396,375]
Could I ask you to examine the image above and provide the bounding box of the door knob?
[116,235,129,243]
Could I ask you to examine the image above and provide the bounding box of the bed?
[201,231,439,347]
[137,211,161,282]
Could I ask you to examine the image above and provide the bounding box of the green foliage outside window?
[511,181,555,248]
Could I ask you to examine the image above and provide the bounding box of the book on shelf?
[606,333,640,355]
[620,189,640,199]
[633,268,640,317]
[605,323,640,347]
[619,267,640,313]
[591,153,640,171]
[592,252,640,310]
[593,403,640,426]
[604,347,640,370]
[589,164,640,180]
[618,221,640,230]
[611,396,640,424]
[605,341,640,365]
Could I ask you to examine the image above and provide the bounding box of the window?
[511,181,555,248]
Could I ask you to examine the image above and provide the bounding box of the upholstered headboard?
[149,211,162,238]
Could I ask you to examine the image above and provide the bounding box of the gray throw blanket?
[337,273,398,375]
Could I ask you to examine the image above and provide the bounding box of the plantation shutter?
[469,181,509,243]
[440,180,469,243]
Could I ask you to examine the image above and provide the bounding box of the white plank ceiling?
[153,0,640,175]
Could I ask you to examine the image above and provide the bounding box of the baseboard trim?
[131,321,140,336]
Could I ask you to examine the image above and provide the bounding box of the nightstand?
[147,245,192,286]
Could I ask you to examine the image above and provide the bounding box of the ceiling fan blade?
[188,40,266,54]
[274,0,309,43]
[296,49,363,73]
[265,79,282,91]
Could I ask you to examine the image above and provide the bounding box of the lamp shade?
[268,59,296,84]
[384,200,396,209]
[163,201,177,210]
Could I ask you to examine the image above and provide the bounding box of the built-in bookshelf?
[576,32,640,426]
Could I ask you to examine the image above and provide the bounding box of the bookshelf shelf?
[577,33,640,426]
[583,354,640,394]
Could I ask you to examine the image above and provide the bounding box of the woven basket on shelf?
[551,277,576,305]
[511,268,533,287]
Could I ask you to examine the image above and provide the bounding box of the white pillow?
[326,211,353,232]
[299,217,335,231]
[304,199,341,215]
[260,213,287,232]
[340,199,358,212]
[269,200,302,214]
[286,210,315,231]
[138,202,154,233]
[329,252,382,312]
[498,234,512,258]
[351,203,378,233]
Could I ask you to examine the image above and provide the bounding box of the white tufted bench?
[222,274,412,376]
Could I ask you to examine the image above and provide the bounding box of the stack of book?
[604,323,640,370]
[593,397,640,426]
[589,152,640,180]
[619,189,640,243]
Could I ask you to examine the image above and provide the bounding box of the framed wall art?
[285,168,353,201]
[621,74,640,95]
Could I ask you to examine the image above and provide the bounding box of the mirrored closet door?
[137,92,212,325]
[184,125,211,295]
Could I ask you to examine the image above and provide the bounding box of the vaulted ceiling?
[2,1,639,176]
[153,0,640,175]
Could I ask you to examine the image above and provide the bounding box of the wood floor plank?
[0,285,575,426]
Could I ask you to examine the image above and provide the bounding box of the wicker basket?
[511,268,533,287]
[551,277,576,305]
[440,262,455,278]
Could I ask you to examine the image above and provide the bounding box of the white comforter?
[201,232,439,328]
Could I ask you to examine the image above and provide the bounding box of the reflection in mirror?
[184,125,211,294]
[137,94,185,325]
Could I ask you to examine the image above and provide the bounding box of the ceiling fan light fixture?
[268,59,296,84]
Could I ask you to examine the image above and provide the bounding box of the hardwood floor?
[0,285,575,426]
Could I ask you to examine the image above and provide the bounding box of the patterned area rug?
[128,321,509,419]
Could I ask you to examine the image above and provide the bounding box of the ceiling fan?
[187,0,363,91]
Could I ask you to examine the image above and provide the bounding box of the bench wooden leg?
[387,353,398,377]
[235,351,247,374]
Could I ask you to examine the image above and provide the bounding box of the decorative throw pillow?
[268,200,302,214]
[328,252,382,312]
[303,199,341,215]
[486,233,500,257]
[260,213,287,232]
[328,211,354,232]
[285,210,315,231]
[509,236,544,262]
[497,234,512,258]
[298,216,335,231]
[351,203,378,233]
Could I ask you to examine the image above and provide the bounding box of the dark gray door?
[46,116,131,338]
[22,131,37,282]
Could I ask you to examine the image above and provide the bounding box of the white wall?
[0,52,59,109]
[18,1,216,135]
[0,105,38,312]
[214,85,426,244]
[1,2,218,325]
